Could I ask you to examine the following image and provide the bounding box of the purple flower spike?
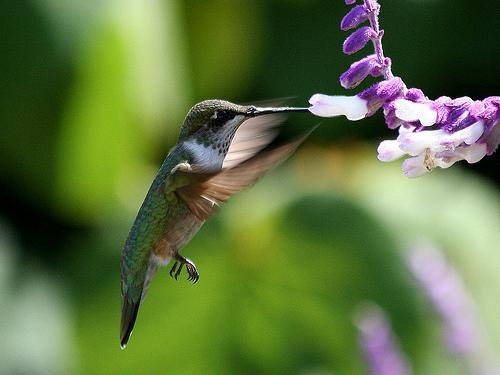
[407,242,482,355]
[375,94,497,177]
[355,304,412,375]
[341,5,369,31]
[340,55,382,89]
[343,26,377,55]
[307,0,498,177]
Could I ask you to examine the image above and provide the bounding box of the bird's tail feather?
[120,256,162,349]
[120,297,140,349]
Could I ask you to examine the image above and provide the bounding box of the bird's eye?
[212,110,235,124]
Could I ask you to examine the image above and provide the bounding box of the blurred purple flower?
[355,304,412,375]
[406,243,480,355]
[308,0,499,177]
[407,242,500,374]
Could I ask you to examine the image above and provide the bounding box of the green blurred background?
[1,0,499,374]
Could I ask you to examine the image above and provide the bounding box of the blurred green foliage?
[0,0,498,374]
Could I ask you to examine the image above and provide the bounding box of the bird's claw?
[185,260,199,283]
[170,256,199,284]
[169,261,184,280]
[169,262,176,277]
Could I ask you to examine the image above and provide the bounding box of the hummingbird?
[120,99,310,349]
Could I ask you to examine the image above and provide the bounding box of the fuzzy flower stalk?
[355,304,412,375]
[308,0,499,177]
[407,242,500,374]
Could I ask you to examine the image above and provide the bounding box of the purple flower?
[406,242,500,374]
[307,0,499,177]
[355,304,412,375]
[406,242,480,355]
[343,26,377,55]
[339,55,382,89]
[341,5,369,31]
[358,78,405,116]
[377,97,492,177]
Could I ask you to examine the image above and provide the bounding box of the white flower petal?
[398,124,415,134]
[377,140,405,162]
[462,143,487,163]
[394,99,437,127]
[451,144,487,164]
[402,154,430,178]
[433,143,487,169]
[399,121,485,159]
[397,129,447,156]
[308,94,368,120]
[485,119,500,154]
[447,121,484,146]
[434,157,459,169]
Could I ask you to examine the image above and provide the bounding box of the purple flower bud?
[404,89,427,102]
[476,96,500,154]
[444,96,473,113]
[432,96,453,124]
[477,96,500,121]
[355,304,412,375]
[343,26,377,55]
[435,97,474,132]
[467,100,485,119]
[345,0,357,5]
[340,55,382,89]
[358,77,405,116]
[341,5,369,30]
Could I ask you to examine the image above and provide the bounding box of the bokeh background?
[1,0,499,374]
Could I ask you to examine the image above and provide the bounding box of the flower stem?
[364,0,394,80]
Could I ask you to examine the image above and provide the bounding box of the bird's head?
[178,99,307,141]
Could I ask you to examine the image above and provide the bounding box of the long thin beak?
[248,106,309,117]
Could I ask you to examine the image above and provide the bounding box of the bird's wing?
[175,130,312,221]
[222,113,283,169]
[164,113,282,194]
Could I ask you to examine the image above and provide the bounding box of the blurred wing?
[222,113,284,169]
[177,130,313,221]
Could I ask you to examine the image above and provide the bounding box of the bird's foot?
[170,255,199,283]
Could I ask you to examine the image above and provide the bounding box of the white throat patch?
[183,115,245,172]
